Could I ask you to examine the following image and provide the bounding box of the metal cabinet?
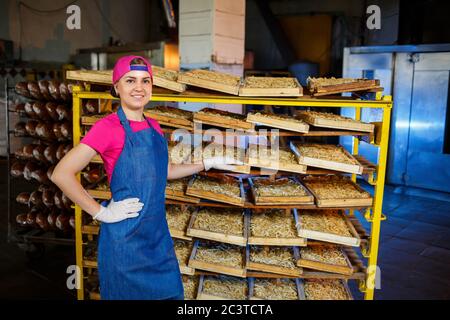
[342,45,450,194]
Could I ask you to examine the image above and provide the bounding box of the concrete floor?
[1,159,449,300]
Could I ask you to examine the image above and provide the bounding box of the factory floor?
[1,158,449,300]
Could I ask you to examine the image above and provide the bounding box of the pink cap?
[112,55,153,84]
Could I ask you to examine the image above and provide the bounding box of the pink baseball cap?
[112,55,153,84]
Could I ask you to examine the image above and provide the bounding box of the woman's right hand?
[94,198,144,223]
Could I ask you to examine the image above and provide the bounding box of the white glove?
[93,198,144,223]
[203,156,244,171]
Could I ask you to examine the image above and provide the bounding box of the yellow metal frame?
[72,86,392,300]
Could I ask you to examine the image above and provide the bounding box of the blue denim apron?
[97,106,184,300]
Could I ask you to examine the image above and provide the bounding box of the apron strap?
[143,114,157,133]
[117,106,134,137]
[118,106,159,140]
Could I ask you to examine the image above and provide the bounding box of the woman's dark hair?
[110,58,148,98]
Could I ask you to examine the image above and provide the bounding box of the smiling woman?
[50,55,239,300]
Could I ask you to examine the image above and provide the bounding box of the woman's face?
[114,70,152,110]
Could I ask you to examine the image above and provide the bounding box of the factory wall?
[245,0,400,74]
[0,0,156,63]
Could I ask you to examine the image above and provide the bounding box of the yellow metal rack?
[72,85,392,300]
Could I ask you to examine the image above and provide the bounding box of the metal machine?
[342,44,450,195]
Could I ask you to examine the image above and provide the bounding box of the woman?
[51,55,239,300]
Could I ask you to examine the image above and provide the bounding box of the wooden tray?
[186,208,247,246]
[247,209,307,246]
[290,142,363,174]
[186,175,246,207]
[188,240,247,278]
[67,67,187,92]
[302,175,373,208]
[182,275,200,300]
[297,244,354,275]
[168,141,193,165]
[296,110,374,133]
[81,114,108,126]
[144,106,193,130]
[82,224,100,235]
[307,77,380,97]
[177,69,241,95]
[248,278,305,300]
[246,111,309,133]
[247,144,307,174]
[166,204,193,241]
[295,209,361,247]
[192,142,250,174]
[239,77,303,97]
[197,275,249,300]
[246,246,303,277]
[83,259,98,268]
[303,279,353,300]
[194,108,255,131]
[152,66,187,93]
[66,69,113,85]
[166,177,201,204]
[248,177,314,205]
[174,239,195,275]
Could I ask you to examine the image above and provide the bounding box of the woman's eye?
[144,79,150,84]
[126,79,134,83]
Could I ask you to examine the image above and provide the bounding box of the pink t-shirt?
[81,113,164,182]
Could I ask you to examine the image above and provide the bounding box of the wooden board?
[302,175,373,208]
[194,108,255,131]
[166,191,201,204]
[248,177,314,205]
[297,245,354,275]
[197,275,249,300]
[290,142,363,174]
[239,77,303,97]
[248,278,305,300]
[296,110,374,133]
[144,106,193,130]
[66,69,112,85]
[186,175,246,207]
[82,224,100,235]
[81,115,107,126]
[307,77,380,97]
[83,260,98,268]
[246,246,303,277]
[188,240,247,278]
[295,209,361,247]
[87,189,111,200]
[246,111,309,133]
[186,208,247,246]
[247,145,307,174]
[67,67,187,92]
[247,209,307,246]
[177,69,241,95]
